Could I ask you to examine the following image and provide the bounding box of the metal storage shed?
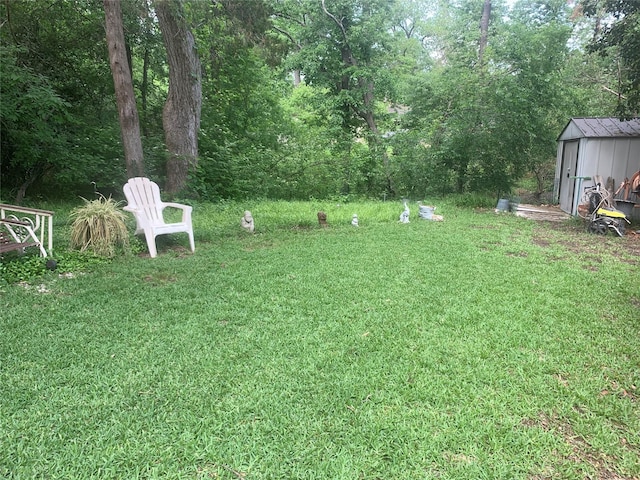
[554,117,640,218]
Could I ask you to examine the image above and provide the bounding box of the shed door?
[559,140,579,214]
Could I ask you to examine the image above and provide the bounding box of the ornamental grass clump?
[69,195,130,257]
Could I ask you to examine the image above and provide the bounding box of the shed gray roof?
[567,117,640,138]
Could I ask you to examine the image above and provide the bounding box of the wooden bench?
[0,205,54,257]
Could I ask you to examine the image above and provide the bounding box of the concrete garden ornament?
[241,210,255,233]
[317,211,328,227]
[399,202,410,223]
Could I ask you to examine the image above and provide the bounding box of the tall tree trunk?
[478,0,491,66]
[357,81,394,195]
[15,163,54,205]
[103,0,145,178]
[141,48,149,136]
[322,0,395,195]
[155,0,202,196]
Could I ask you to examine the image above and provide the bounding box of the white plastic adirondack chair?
[123,177,195,258]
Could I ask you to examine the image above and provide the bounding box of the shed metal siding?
[555,118,640,218]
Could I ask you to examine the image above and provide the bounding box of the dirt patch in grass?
[524,412,636,480]
[532,222,640,263]
[136,244,192,258]
[142,273,177,285]
[532,237,552,248]
[600,379,638,404]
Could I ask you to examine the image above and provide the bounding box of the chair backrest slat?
[124,177,165,225]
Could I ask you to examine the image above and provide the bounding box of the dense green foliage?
[583,0,640,118]
[0,0,633,203]
[2,200,639,478]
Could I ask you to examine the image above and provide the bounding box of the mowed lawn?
[1,201,639,479]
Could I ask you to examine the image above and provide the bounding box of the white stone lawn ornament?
[241,210,255,233]
[399,201,410,223]
[123,177,195,258]
[352,214,359,227]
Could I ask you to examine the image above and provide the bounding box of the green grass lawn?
[1,200,639,479]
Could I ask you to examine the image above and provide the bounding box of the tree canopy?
[0,0,631,203]
[582,0,640,118]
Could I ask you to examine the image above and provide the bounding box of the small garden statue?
[399,202,410,223]
[317,211,328,227]
[241,210,255,233]
[352,214,359,227]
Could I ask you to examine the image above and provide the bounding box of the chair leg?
[187,230,195,253]
[144,231,158,258]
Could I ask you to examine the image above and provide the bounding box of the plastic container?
[419,205,435,219]
[496,199,509,212]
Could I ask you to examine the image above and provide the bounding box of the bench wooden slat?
[1,218,32,227]
[0,231,39,254]
[0,242,40,253]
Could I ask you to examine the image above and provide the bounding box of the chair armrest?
[0,218,47,256]
[161,202,193,224]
